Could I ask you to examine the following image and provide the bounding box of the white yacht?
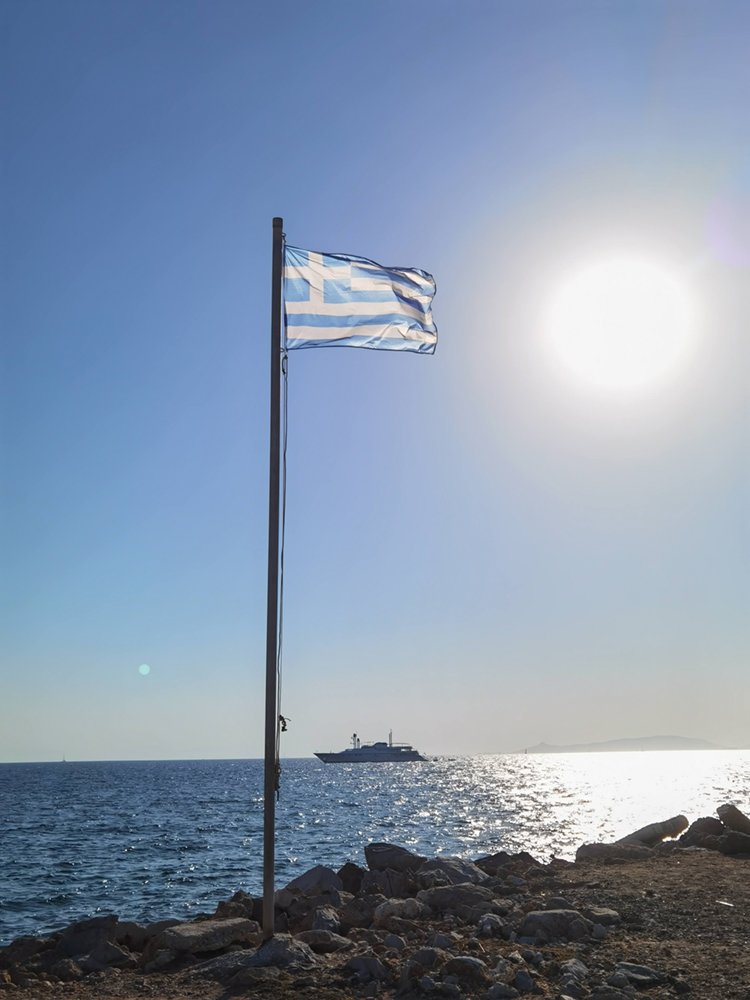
[315,730,426,763]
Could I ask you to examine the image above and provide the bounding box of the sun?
[544,257,697,393]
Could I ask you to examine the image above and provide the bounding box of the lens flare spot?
[138,664,151,676]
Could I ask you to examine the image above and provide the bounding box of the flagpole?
[262,216,284,939]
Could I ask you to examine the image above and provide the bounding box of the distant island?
[524,735,723,754]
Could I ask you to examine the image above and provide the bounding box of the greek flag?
[283,246,437,354]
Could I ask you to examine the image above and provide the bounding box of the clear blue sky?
[2,0,748,761]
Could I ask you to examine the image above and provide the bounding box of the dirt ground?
[3,851,749,1000]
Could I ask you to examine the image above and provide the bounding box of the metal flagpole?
[262,217,284,939]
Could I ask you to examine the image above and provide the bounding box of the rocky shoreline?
[2,804,749,999]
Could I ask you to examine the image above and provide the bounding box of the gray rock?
[417,857,489,886]
[142,918,181,941]
[559,981,586,999]
[477,913,504,937]
[517,909,593,943]
[373,896,427,926]
[48,959,82,982]
[717,802,750,835]
[583,906,620,925]
[591,989,633,1000]
[718,830,750,855]
[361,867,411,898]
[437,983,461,998]
[488,985,520,999]
[384,933,406,951]
[190,951,259,982]
[339,893,388,931]
[59,915,118,958]
[615,814,688,846]
[365,842,425,872]
[560,958,589,980]
[615,961,666,985]
[679,816,725,846]
[419,974,437,991]
[512,968,536,993]
[160,918,260,954]
[214,889,254,919]
[444,954,489,983]
[248,934,318,968]
[285,864,343,895]
[311,904,340,933]
[606,972,631,988]
[592,923,608,940]
[412,947,445,969]
[575,842,653,862]
[417,883,496,918]
[545,896,573,909]
[345,953,390,981]
[78,941,136,972]
[113,920,148,952]
[294,929,353,954]
[399,957,427,988]
[428,932,458,949]
[230,965,281,987]
[143,948,179,973]
[337,861,365,894]
[493,957,513,977]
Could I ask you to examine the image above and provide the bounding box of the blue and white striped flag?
[283,246,437,354]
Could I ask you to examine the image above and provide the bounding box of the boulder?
[614,961,666,985]
[310,905,340,933]
[48,958,82,982]
[576,842,653,862]
[285,864,343,895]
[516,909,593,943]
[294,930,354,954]
[383,933,406,951]
[582,906,621,926]
[717,803,750,835]
[59,915,118,958]
[345,953,391,982]
[477,912,505,937]
[512,968,536,993]
[717,830,750,856]
[679,816,725,847]
[214,890,254,920]
[247,934,317,968]
[364,843,425,872]
[417,883,498,921]
[417,857,488,886]
[337,861,365,894]
[411,947,446,969]
[360,868,411,898]
[160,918,260,954]
[113,921,148,952]
[373,897,428,927]
[339,893,388,931]
[444,955,490,984]
[78,941,136,972]
[615,814,688,847]
[474,851,515,876]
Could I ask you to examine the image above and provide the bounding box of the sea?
[1,750,748,947]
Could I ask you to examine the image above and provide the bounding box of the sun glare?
[545,258,696,393]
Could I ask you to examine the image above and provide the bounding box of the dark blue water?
[1,752,748,946]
